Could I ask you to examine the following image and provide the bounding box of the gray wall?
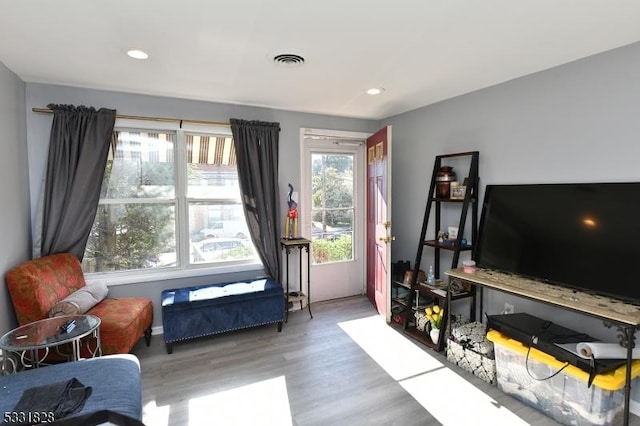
[385,41,640,341]
[24,83,379,328]
[0,62,30,334]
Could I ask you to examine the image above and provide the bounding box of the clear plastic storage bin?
[487,329,640,426]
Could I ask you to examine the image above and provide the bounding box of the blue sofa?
[0,354,142,424]
[161,277,285,354]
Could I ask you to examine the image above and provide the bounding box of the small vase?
[430,327,440,344]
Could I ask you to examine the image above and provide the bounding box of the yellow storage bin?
[487,329,640,426]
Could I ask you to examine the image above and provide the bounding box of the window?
[82,127,259,275]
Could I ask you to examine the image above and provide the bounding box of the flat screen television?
[475,182,640,304]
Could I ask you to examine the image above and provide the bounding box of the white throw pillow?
[49,281,109,317]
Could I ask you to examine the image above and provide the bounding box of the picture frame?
[447,226,459,239]
[375,142,383,161]
[368,146,375,164]
[451,186,466,199]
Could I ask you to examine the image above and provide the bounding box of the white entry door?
[300,128,368,302]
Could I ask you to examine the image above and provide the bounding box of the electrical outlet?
[504,303,515,314]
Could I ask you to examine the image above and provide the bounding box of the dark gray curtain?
[40,104,116,260]
[230,118,281,281]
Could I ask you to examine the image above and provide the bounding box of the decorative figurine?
[285,183,298,239]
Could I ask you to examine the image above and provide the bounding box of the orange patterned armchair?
[5,253,153,355]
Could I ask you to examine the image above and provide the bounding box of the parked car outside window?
[198,220,249,240]
[192,237,252,262]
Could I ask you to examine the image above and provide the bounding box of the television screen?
[475,182,640,304]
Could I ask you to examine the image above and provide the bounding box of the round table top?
[0,315,100,352]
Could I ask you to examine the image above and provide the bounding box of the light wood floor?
[131,296,639,426]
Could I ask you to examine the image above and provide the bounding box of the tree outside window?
[310,153,354,264]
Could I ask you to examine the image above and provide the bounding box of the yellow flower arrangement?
[425,305,444,329]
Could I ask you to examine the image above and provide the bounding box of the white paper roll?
[576,342,640,359]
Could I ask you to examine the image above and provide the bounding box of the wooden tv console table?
[446,267,640,426]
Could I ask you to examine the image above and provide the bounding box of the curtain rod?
[31,107,230,127]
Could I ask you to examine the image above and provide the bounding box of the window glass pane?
[186,135,237,199]
[83,203,176,272]
[102,131,176,199]
[186,132,257,265]
[310,153,354,263]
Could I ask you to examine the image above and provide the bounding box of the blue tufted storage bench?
[161,278,285,353]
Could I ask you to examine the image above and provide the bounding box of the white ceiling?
[2,1,640,120]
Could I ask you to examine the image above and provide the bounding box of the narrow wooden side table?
[281,238,313,321]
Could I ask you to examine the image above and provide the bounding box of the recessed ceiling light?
[126,49,149,60]
[366,88,385,95]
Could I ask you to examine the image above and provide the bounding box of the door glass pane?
[310,153,354,264]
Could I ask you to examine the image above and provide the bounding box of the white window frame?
[299,128,368,301]
[84,119,263,286]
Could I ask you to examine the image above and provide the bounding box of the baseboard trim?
[151,325,164,336]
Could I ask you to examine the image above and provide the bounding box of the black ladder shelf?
[402,151,479,351]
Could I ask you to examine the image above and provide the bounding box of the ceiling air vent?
[273,53,305,67]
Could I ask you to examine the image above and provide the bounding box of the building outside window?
[82,128,258,275]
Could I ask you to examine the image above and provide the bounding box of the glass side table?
[0,315,101,371]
